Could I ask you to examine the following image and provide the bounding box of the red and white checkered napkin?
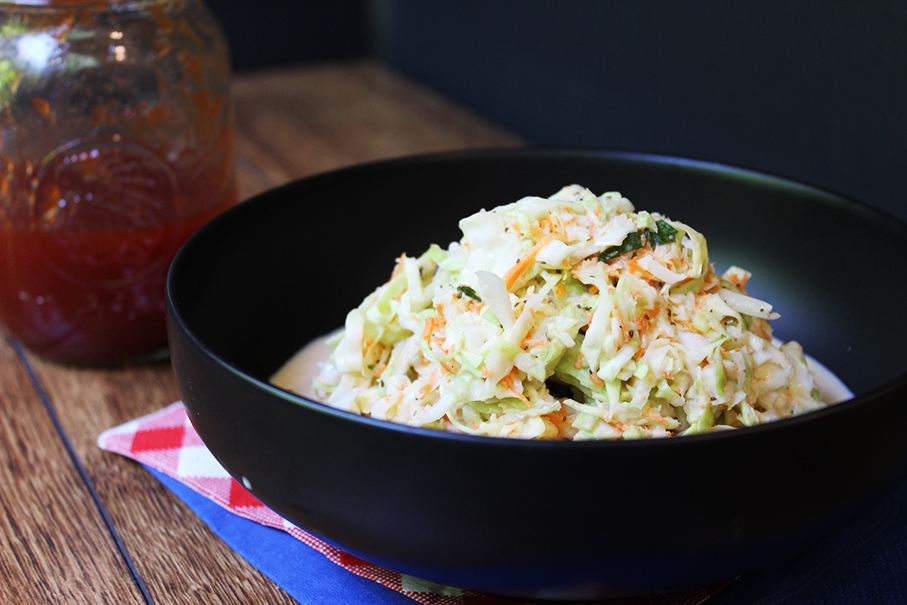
[98,402,726,605]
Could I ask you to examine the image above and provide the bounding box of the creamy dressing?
[272,331,853,409]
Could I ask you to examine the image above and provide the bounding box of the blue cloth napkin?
[151,466,907,604]
[150,468,415,604]
[707,479,907,605]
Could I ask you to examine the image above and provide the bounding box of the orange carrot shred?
[503,233,558,291]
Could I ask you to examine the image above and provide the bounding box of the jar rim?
[0,0,183,8]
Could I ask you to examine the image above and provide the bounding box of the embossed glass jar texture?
[0,0,236,363]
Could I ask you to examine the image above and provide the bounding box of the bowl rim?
[167,146,907,449]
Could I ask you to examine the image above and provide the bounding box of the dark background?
[207,0,907,223]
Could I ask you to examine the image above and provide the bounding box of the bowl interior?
[171,149,907,398]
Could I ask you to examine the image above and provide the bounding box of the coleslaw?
[293,186,838,440]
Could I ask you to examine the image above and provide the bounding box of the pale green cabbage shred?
[313,185,826,440]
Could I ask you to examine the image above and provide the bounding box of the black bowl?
[166,149,907,600]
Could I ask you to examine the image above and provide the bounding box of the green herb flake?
[599,220,679,263]
[648,220,679,246]
[599,230,644,262]
[457,285,482,301]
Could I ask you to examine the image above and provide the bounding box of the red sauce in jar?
[0,131,236,364]
[0,0,235,363]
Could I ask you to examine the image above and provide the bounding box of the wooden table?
[0,60,522,604]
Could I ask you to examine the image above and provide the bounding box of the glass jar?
[0,0,236,364]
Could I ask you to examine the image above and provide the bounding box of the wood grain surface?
[0,60,521,604]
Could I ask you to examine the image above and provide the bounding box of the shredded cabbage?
[302,185,837,440]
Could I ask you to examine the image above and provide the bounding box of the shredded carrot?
[543,410,568,429]
[421,316,436,341]
[417,379,435,398]
[635,307,658,339]
[589,372,605,388]
[389,253,407,279]
[422,314,452,355]
[543,403,575,438]
[627,258,657,286]
[520,336,547,350]
[560,206,577,226]
[500,373,529,403]
[503,233,558,291]
[750,317,772,341]
[573,350,584,370]
[726,272,750,290]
